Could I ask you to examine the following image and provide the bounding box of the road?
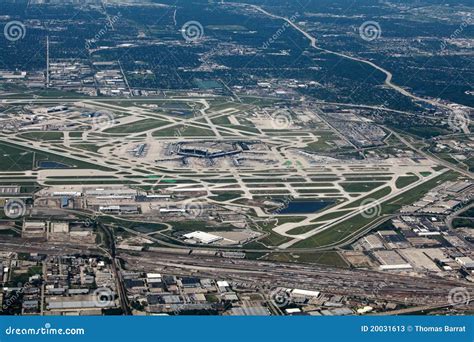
[97,223,131,315]
[446,203,474,230]
[244,4,461,112]
[389,128,473,179]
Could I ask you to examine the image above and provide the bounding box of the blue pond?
[275,200,334,215]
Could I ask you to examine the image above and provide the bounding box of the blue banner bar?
[0,316,472,342]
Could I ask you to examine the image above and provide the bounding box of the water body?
[275,200,334,215]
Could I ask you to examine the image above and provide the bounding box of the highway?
[243,3,466,113]
[388,128,473,179]
[237,2,474,180]
[446,203,474,230]
[98,223,131,315]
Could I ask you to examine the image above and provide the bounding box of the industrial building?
[183,231,223,244]
[85,188,138,199]
[455,257,474,270]
[373,250,412,271]
[22,221,47,239]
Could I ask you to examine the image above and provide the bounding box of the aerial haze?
[0,0,472,318]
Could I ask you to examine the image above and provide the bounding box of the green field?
[247,221,294,248]
[304,131,339,152]
[286,224,322,235]
[209,192,243,202]
[105,119,167,134]
[340,182,385,193]
[395,175,419,189]
[310,210,352,223]
[453,218,474,228]
[292,171,458,248]
[19,131,64,141]
[263,251,349,268]
[341,187,392,209]
[0,141,112,171]
[152,125,215,137]
[72,144,102,153]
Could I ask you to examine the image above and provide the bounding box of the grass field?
[292,171,459,248]
[395,175,419,189]
[310,210,352,223]
[209,192,243,202]
[19,131,64,141]
[286,224,322,235]
[453,218,474,228]
[248,221,294,248]
[72,144,102,153]
[341,187,392,209]
[105,119,167,134]
[263,251,349,268]
[152,125,215,137]
[340,182,385,193]
[304,131,339,152]
[0,141,112,171]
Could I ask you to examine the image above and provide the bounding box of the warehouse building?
[183,231,223,244]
